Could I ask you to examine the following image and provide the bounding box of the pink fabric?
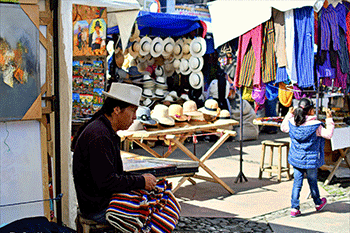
[234,24,263,88]
[280,112,334,139]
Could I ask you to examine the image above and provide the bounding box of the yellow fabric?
[278,82,293,107]
[242,86,254,102]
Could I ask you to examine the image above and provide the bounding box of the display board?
[0,3,41,121]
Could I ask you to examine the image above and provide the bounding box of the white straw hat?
[168,104,188,122]
[162,37,175,57]
[128,39,140,58]
[189,71,204,89]
[173,58,181,73]
[162,94,176,103]
[173,38,184,59]
[155,65,165,77]
[190,37,207,57]
[168,90,179,100]
[151,104,175,126]
[198,99,220,116]
[214,109,235,130]
[142,98,155,108]
[180,58,191,75]
[155,76,168,89]
[189,56,204,73]
[182,38,192,59]
[154,88,167,99]
[139,36,152,56]
[183,100,203,117]
[141,88,154,99]
[150,37,164,58]
[164,61,175,77]
[102,83,142,106]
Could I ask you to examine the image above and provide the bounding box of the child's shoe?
[290,208,301,217]
[316,197,327,212]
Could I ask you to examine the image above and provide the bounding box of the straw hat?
[164,60,175,77]
[168,90,179,100]
[154,88,167,99]
[141,88,154,99]
[155,65,165,77]
[173,38,184,59]
[128,39,140,58]
[182,38,192,59]
[189,71,204,90]
[142,98,155,108]
[189,56,204,73]
[180,93,190,101]
[102,83,142,106]
[150,37,164,58]
[168,104,188,122]
[214,109,234,130]
[129,23,140,42]
[137,61,147,72]
[136,106,158,126]
[198,99,220,116]
[147,56,155,66]
[180,58,191,75]
[183,100,203,117]
[162,37,175,57]
[139,36,152,56]
[190,37,207,57]
[151,104,175,126]
[173,58,181,74]
[162,94,176,104]
[155,76,167,89]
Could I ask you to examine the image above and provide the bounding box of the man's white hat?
[150,37,164,58]
[102,83,142,106]
[189,71,204,89]
[139,36,152,56]
[190,37,207,57]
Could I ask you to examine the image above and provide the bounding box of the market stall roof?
[208,0,320,48]
[107,11,203,37]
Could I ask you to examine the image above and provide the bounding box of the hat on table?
[142,98,155,108]
[183,100,203,117]
[162,94,176,104]
[151,104,175,126]
[136,106,158,126]
[141,88,154,99]
[168,90,179,100]
[168,104,188,122]
[154,88,167,99]
[214,109,235,130]
[155,76,167,89]
[198,99,220,117]
[102,83,141,106]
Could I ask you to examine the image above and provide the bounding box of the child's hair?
[294,98,314,126]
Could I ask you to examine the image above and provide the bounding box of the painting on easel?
[0,3,40,121]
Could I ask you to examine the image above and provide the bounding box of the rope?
[0,193,63,208]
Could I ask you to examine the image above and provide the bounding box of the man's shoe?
[291,208,301,217]
[316,198,327,212]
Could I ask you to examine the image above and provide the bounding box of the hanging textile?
[335,3,350,74]
[261,18,276,83]
[238,43,256,87]
[234,24,262,88]
[273,8,287,68]
[285,9,298,84]
[265,81,279,100]
[278,82,294,107]
[294,6,315,88]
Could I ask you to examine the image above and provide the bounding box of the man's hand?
[142,173,157,191]
[325,108,332,118]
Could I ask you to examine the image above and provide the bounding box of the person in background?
[280,98,334,218]
[72,83,156,224]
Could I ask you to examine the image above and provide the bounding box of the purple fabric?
[252,84,266,105]
[320,5,340,51]
[293,85,307,100]
[317,51,336,79]
[335,3,347,32]
[265,81,278,100]
[322,58,347,89]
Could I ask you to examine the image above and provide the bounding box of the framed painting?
[0,3,41,121]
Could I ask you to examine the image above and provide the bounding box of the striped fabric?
[261,19,276,83]
[320,5,340,51]
[106,179,181,233]
[238,44,256,87]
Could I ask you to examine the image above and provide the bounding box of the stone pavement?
[130,130,350,233]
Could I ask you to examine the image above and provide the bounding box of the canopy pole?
[235,87,248,183]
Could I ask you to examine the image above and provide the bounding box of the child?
[280,98,334,217]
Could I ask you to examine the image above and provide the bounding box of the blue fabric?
[275,66,289,83]
[288,122,325,169]
[291,167,322,209]
[265,81,278,100]
[107,11,202,37]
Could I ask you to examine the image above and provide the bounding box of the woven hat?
[189,56,204,73]
[151,104,175,126]
[146,56,155,66]
[162,94,176,104]
[189,71,204,89]
[136,106,158,125]
[173,58,181,74]
[102,83,142,106]
[137,61,147,72]
[128,39,140,58]
[168,90,179,100]
[129,23,140,42]
[278,82,293,107]
[155,65,165,77]
[198,99,220,116]
[139,36,152,56]
[168,104,188,121]
[150,37,164,58]
[164,60,175,77]
[214,109,235,130]
[180,58,191,75]
[180,93,190,101]
[142,98,155,108]
[162,37,175,57]
[182,38,192,59]
[183,100,203,117]
[141,88,154,99]
[154,88,167,99]
[155,76,167,89]
[173,38,184,59]
[190,37,207,57]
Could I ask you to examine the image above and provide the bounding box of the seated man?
[72,83,156,224]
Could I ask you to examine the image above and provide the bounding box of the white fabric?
[284,9,298,84]
[208,0,318,48]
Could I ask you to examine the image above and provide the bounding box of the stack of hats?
[151,104,175,127]
[183,100,205,122]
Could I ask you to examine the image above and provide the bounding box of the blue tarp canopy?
[107,11,202,37]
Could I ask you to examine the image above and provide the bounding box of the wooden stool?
[259,140,291,182]
[75,210,116,233]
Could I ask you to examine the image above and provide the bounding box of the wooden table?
[323,126,350,185]
[118,120,238,194]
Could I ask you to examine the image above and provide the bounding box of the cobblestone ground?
[174,173,350,233]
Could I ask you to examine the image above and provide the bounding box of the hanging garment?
[294,6,315,88]
[278,82,293,107]
[242,86,254,102]
[322,58,348,89]
[275,66,289,83]
[234,24,262,87]
[273,8,287,67]
[320,4,340,51]
[252,83,266,105]
[337,26,350,74]
[317,50,336,79]
[346,8,350,57]
[285,9,298,84]
[265,81,279,100]
[238,43,256,87]
[261,19,276,83]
